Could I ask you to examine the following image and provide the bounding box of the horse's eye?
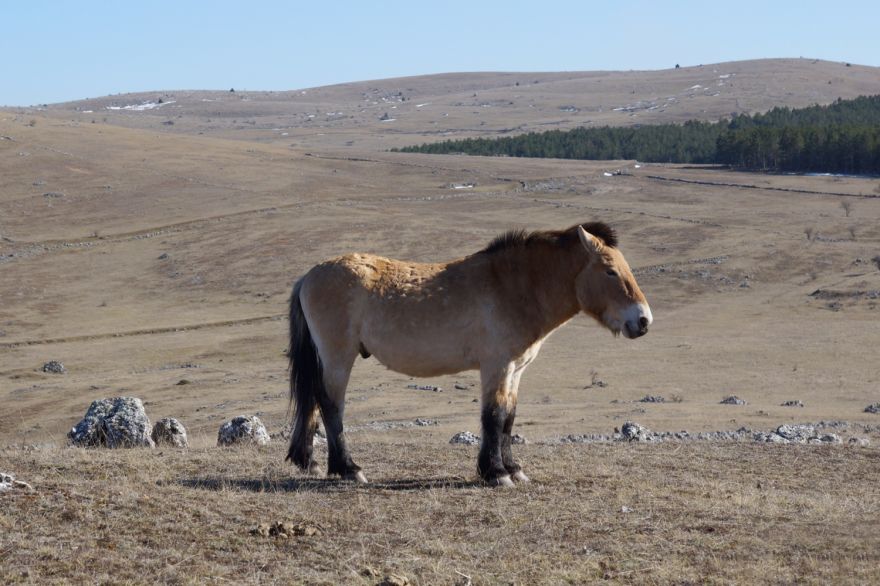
[606,269,618,277]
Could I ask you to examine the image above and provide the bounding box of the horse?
[286,221,652,487]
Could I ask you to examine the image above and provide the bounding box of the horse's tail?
[286,276,322,470]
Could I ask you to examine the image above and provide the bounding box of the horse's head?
[573,224,652,339]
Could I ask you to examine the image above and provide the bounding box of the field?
[2,59,880,584]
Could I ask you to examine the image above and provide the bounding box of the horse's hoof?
[512,470,530,483]
[343,470,368,484]
[488,474,515,488]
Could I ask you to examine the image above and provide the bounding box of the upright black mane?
[479,222,617,255]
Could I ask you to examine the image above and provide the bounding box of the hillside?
[19,58,880,151]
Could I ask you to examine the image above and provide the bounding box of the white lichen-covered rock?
[68,397,155,448]
[217,415,270,447]
[151,417,188,448]
[720,395,747,405]
[42,360,66,374]
[621,421,652,442]
[775,424,816,443]
[0,472,34,492]
[865,403,880,414]
[449,431,480,446]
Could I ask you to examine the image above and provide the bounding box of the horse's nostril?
[639,316,649,329]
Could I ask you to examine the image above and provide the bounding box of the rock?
[621,421,652,441]
[413,418,436,426]
[720,395,746,405]
[639,395,666,403]
[754,431,789,444]
[511,434,527,445]
[41,361,66,374]
[775,424,815,443]
[151,417,188,448]
[406,384,442,392]
[217,415,270,446]
[848,437,870,447]
[864,403,880,414]
[0,472,34,492]
[378,575,411,586]
[780,400,804,408]
[42,191,65,198]
[68,397,155,448]
[817,433,842,444]
[449,431,480,446]
[453,383,469,390]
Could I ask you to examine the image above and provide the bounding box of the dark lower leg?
[500,406,521,475]
[316,398,360,478]
[478,403,510,484]
[288,406,319,473]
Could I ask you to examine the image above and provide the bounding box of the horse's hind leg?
[289,402,320,474]
[315,354,366,483]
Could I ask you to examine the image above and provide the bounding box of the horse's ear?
[577,225,604,255]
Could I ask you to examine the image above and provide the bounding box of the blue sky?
[3,0,878,106]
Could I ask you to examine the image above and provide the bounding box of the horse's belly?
[363,329,478,377]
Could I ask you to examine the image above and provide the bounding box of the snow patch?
[106,100,176,111]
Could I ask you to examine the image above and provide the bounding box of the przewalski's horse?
[286,222,652,487]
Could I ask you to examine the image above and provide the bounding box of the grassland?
[2,58,880,584]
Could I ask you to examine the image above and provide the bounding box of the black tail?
[286,277,322,471]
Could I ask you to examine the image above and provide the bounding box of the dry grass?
[2,442,879,584]
[4,59,880,585]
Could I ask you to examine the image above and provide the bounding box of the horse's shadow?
[176,476,483,493]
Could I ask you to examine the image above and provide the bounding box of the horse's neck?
[492,246,582,337]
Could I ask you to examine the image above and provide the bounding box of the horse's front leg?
[478,361,518,487]
[500,366,529,483]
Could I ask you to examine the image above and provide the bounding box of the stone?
[864,403,880,414]
[817,433,842,444]
[217,415,270,446]
[68,397,155,448]
[449,431,480,446]
[41,360,66,374]
[151,417,188,448]
[379,575,411,586]
[775,424,815,443]
[511,434,527,445]
[0,472,34,492]
[720,395,746,405]
[780,400,805,408]
[754,432,789,444]
[848,437,870,447]
[639,395,666,403]
[621,421,653,441]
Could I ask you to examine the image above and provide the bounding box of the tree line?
[394,95,880,175]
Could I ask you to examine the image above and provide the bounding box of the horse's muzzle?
[625,316,650,338]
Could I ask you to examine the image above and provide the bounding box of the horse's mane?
[480,222,617,255]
